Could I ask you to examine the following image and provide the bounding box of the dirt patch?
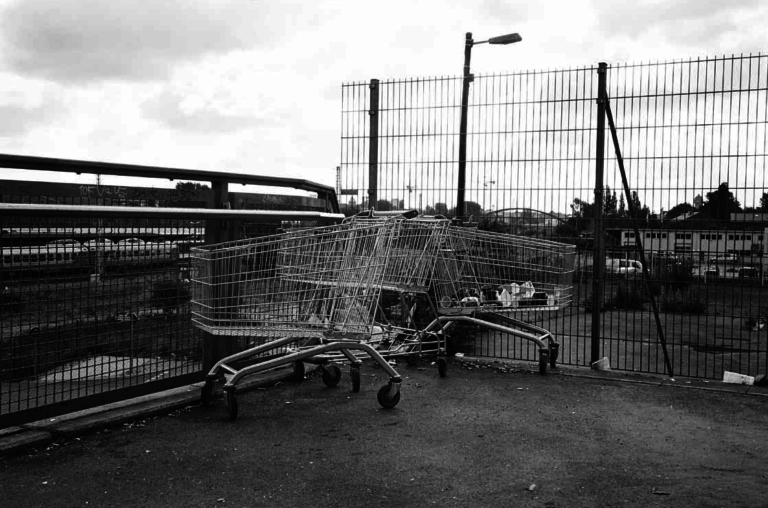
[2,359,768,508]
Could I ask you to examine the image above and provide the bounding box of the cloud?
[595,0,766,49]
[0,0,313,83]
[142,88,261,134]
[0,103,58,136]
[0,77,63,135]
[481,0,532,24]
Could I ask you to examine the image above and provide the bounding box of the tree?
[618,193,626,217]
[570,198,595,219]
[464,201,483,219]
[173,181,211,207]
[626,191,650,219]
[175,181,210,192]
[702,182,741,221]
[423,203,441,216]
[665,202,695,220]
[603,186,618,217]
[554,222,579,239]
[375,199,392,211]
[759,192,768,211]
[566,198,595,233]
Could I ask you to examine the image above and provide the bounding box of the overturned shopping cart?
[191,219,407,420]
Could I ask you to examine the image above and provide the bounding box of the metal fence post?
[457,33,473,221]
[202,180,237,372]
[368,79,380,210]
[591,62,608,366]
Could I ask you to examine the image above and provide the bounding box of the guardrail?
[0,155,343,429]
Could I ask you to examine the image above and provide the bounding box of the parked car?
[704,265,719,280]
[115,238,146,249]
[83,238,114,251]
[738,267,759,280]
[606,259,642,275]
[46,239,82,250]
[709,254,738,264]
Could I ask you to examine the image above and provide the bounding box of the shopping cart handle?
[352,208,420,219]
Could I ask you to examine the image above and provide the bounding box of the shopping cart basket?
[425,224,576,374]
[191,220,404,420]
[341,211,576,376]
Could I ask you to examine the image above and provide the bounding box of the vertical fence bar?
[591,62,608,365]
[368,79,380,210]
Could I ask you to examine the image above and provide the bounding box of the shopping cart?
[425,224,576,375]
[191,219,405,420]
[341,211,576,376]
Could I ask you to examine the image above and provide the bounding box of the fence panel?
[340,55,768,380]
[0,154,343,429]
[0,211,203,428]
[601,56,768,379]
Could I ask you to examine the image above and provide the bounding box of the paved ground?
[1,358,767,508]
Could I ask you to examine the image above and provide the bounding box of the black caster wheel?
[539,350,549,376]
[201,379,216,407]
[225,391,239,421]
[322,364,342,387]
[292,361,306,382]
[376,384,401,409]
[350,367,361,393]
[549,343,560,368]
[437,358,448,378]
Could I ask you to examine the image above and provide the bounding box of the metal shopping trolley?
[425,224,576,375]
[190,219,405,420]
[342,211,576,377]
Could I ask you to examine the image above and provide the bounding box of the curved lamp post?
[456,32,522,221]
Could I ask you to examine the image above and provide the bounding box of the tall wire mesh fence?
[340,54,768,380]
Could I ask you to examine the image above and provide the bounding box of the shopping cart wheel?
[350,366,361,393]
[321,364,342,388]
[437,358,448,378]
[292,361,305,382]
[538,350,550,376]
[549,343,560,368]
[225,391,239,421]
[376,384,401,409]
[201,379,216,407]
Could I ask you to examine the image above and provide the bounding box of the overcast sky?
[0,0,766,191]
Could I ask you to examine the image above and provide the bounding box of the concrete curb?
[0,366,299,457]
[453,355,768,398]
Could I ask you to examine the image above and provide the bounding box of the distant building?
[607,212,767,282]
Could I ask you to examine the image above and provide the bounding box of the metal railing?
[0,155,343,429]
[340,54,768,381]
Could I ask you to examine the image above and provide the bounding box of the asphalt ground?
[1,358,767,508]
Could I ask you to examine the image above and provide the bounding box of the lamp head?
[488,33,522,45]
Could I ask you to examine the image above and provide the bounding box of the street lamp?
[456,31,522,221]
